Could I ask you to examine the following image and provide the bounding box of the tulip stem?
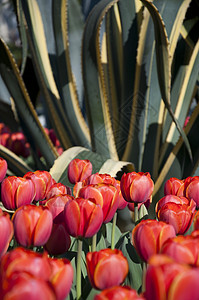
[142,262,147,292]
[111,212,117,250]
[77,239,82,300]
[92,233,97,252]
[134,203,139,224]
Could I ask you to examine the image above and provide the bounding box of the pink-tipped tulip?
[45,194,74,223]
[164,177,184,195]
[120,172,154,203]
[0,158,7,182]
[0,209,13,258]
[49,258,73,300]
[12,205,53,247]
[45,182,71,200]
[1,176,35,210]
[145,254,191,300]
[63,197,103,238]
[86,249,129,290]
[94,286,145,300]
[156,195,196,234]
[67,159,92,184]
[24,170,54,201]
[132,219,176,262]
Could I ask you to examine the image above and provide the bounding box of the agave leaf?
[21,0,74,149]
[140,0,192,162]
[0,37,58,168]
[0,145,33,176]
[160,39,199,167]
[150,100,199,217]
[0,100,19,131]
[82,0,119,159]
[52,0,91,148]
[16,0,28,74]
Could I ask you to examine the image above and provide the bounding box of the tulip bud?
[94,286,145,300]
[68,159,92,184]
[63,197,103,238]
[184,176,199,208]
[86,249,129,290]
[0,209,13,258]
[132,219,176,262]
[0,158,7,182]
[24,170,54,201]
[1,176,35,210]
[120,172,154,203]
[164,177,184,195]
[45,182,72,200]
[12,205,53,247]
[156,195,196,234]
[49,258,73,300]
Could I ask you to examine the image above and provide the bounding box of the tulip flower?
[67,159,92,184]
[193,210,199,230]
[184,176,199,208]
[115,180,128,210]
[2,272,56,300]
[145,254,191,300]
[1,176,35,210]
[164,177,184,195]
[0,157,7,182]
[63,197,103,238]
[24,170,54,201]
[94,286,145,300]
[132,219,176,262]
[12,205,53,247]
[6,132,30,158]
[161,235,199,266]
[120,172,154,203]
[45,182,72,200]
[45,194,74,223]
[0,247,52,281]
[156,195,196,234]
[48,258,73,300]
[0,209,13,258]
[86,249,129,290]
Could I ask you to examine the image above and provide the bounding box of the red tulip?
[0,158,7,182]
[6,132,30,158]
[45,182,72,200]
[193,210,199,230]
[115,180,128,210]
[120,172,154,203]
[49,258,73,300]
[156,195,196,234]
[164,177,184,195]
[1,176,35,210]
[0,247,52,281]
[12,205,53,247]
[94,286,145,300]
[132,219,176,262]
[145,254,191,300]
[0,209,13,258]
[67,159,92,184]
[86,249,129,290]
[44,222,71,255]
[2,272,56,300]
[63,197,103,238]
[24,170,54,201]
[160,235,199,266]
[45,194,74,223]
[184,176,199,208]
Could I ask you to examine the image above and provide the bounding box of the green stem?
[134,203,139,224]
[142,262,147,293]
[111,212,117,250]
[76,239,83,300]
[92,233,97,252]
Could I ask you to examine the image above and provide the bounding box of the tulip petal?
[34,209,53,246]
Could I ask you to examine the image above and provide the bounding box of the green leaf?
[0,38,58,169]
[17,0,28,74]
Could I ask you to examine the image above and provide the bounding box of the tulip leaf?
[105,222,122,248]
[17,0,28,74]
[116,232,142,291]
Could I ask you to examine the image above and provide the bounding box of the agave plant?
[0,0,198,218]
